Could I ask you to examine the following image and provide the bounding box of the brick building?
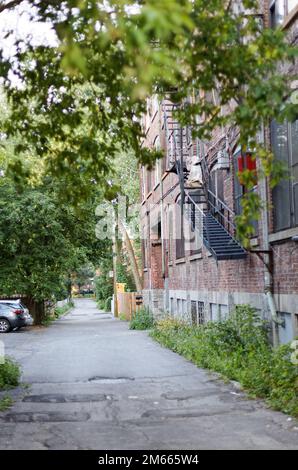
[140,0,298,344]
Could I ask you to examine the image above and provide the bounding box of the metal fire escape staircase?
[162,100,247,261]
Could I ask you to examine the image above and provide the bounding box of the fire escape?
[162,99,247,261]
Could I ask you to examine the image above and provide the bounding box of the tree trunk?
[26,297,46,325]
[118,219,142,292]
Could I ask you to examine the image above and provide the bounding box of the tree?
[0,1,297,239]
[72,263,95,292]
[0,180,109,322]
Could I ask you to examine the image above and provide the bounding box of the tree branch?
[0,0,25,13]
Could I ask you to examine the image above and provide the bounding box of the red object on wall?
[237,154,244,173]
[237,152,257,185]
[246,152,257,172]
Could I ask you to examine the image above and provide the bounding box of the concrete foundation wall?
[143,287,298,344]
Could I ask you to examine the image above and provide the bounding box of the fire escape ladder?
[162,101,189,180]
[185,192,247,261]
[162,99,246,261]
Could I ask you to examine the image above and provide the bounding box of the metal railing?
[162,101,193,171]
[186,193,214,257]
[207,188,236,236]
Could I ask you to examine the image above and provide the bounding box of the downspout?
[159,106,166,282]
[160,174,165,279]
[259,123,283,347]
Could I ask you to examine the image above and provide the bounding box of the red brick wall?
[140,1,298,299]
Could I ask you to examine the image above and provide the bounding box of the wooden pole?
[112,204,119,318]
[118,219,142,292]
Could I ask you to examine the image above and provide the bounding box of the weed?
[130,307,155,330]
[0,357,21,390]
[151,305,298,417]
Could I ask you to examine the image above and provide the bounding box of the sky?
[0,1,57,60]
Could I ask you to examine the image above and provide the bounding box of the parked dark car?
[0,300,33,333]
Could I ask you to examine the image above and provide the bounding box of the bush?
[104,296,113,312]
[130,307,155,330]
[95,272,113,305]
[0,357,21,390]
[54,300,74,318]
[150,305,298,417]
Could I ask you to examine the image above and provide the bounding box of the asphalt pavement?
[0,298,297,450]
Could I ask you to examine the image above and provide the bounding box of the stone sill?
[175,257,186,265]
[269,227,298,243]
[189,253,203,261]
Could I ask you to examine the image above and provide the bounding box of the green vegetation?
[95,263,113,310]
[0,176,109,324]
[0,395,13,412]
[0,1,297,241]
[104,296,113,312]
[0,358,21,390]
[130,307,155,331]
[151,305,298,417]
[119,313,128,322]
[54,301,74,318]
[42,300,74,326]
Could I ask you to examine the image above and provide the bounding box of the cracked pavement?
[0,298,297,450]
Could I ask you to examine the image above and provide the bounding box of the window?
[197,302,205,325]
[271,119,298,231]
[270,0,298,27]
[210,303,228,322]
[154,137,161,187]
[294,314,298,335]
[167,209,173,263]
[175,196,185,259]
[187,201,202,255]
[141,167,146,200]
[219,304,229,321]
[191,301,205,325]
[170,297,175,315]
[278,312,294,344]
[154,160,161,187]
[288,0,298,13]
[210,303,219,322]
[142,219,150,269]
[191,301,197,325]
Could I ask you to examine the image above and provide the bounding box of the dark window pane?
[291,120,298,167]
[191,301,197,325]
[233,150,244,216]
[293,183,298,226]
[271,120,291,231]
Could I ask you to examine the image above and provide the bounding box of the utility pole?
[112,203,118,318]
[118,219,142,292]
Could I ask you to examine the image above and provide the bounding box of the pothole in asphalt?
[3,412,90,423]
[23,393,112,403]
[88,376,135,384]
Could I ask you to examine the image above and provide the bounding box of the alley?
[0,299,297,450]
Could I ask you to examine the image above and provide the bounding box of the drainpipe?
[259,123,283,347]
[160,172,167,313]
[160,174,165,278]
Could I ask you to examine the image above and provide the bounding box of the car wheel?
[0,319,11,333]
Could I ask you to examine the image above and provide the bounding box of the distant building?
[140,0,298,344]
